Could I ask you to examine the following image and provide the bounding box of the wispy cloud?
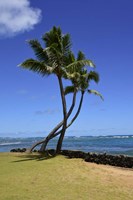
[0,131,46,137]
[100,108,106,112]
[17,89,28,95]
[66,128,132,136]
[35,109,60,115]
[0,0,42,37]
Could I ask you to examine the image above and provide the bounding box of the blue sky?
[0,0,133,137]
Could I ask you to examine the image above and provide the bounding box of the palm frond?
[66,59,95,74]
[77,51,85,60]
[62,51,75,67]
[79,76,89,90]
[62,34,71,55]
[64,86,75,95]
[28,40,48,62]
[87,71,99,83]
[42,26,62,48]
[65,72,80,80]
[43,46,63,70]
[88,89,104,100]
[19,59,53,76]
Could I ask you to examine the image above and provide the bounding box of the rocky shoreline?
[10,148,133,168]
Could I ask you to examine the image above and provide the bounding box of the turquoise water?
[0,135,133,156]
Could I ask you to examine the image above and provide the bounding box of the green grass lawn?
[0,153,133,200]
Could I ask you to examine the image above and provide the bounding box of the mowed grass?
[0,153,133,200]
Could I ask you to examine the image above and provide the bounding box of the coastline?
[0,135,133,156]
[10,148,133,169]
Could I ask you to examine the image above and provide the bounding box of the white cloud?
[35,109,60,115]
[0,0,42,37]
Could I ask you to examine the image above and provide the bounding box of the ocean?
[0,135,133,156]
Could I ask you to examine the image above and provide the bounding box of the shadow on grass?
[12,152,56,163]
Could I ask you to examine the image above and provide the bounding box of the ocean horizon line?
[0,135,133,147]
[0,134,133,139]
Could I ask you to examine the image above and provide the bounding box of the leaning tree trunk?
[28,120,64,153]
[27,91,84,153]
[67,91,84,128]
[39,89,77,152]
[56,76,67,154]
[56,91,84,153]
[56,126,66,154]
[31,75,67,154]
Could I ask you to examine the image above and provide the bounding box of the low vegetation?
[0,153,133,200]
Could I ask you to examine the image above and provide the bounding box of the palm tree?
[19,26,102,154]
[36,59,102,154]
[55,51,103,153]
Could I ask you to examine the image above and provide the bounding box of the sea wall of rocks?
[10,148,27,153]
[10,148,133,168]
[60,150,133,168]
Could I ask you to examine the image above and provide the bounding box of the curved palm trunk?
[39,87,77,153]
[28,120,64,152]
[27,91,84,153]
[28,89,77,153]
[56,129,65,154]
[56,76,67,154]
[67,91,84,128]
[56,91,84,153]
[52,92,84,138]
[44,92,84,146]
